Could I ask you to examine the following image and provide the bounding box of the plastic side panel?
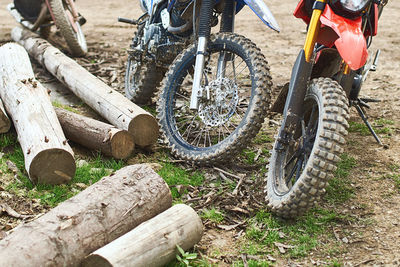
[320,5,368,70]
[243,0,280,32]
[293,0,310,24]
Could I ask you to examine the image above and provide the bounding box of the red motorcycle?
[8,0,87,56]
[265,0,387,218]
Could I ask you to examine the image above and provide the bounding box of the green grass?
[0,133,125,207]
[244,208,346,258]
[348,120,393,136]
[325,153,357,204]
[254,132,274,145]
[242,149,257,164]
[6,154,124,207]
[52,101,80,113]
[201,208,224,223]
[382,164,400,192]
[158,163,205,199]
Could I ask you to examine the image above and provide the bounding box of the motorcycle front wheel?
[265,78,349,218]
[50,0,87,56]
[157,33,271,164]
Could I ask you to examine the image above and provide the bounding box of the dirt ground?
[1,0,400,266]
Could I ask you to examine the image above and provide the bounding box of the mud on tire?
[265,77,349,218]
[157,33,272,164]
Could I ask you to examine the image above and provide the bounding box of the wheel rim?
[74,21,87,51]
[65,7,87,52]
[273,96,320,195]
[167,47,254,149]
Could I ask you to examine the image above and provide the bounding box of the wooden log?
[82,204,203,267]
[55,107,135,159]
[0,164,172,267]
[12,27,159,148]
[0,98,11,133]
[0,43,75,184]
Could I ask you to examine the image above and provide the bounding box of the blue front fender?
[239,0,280,32]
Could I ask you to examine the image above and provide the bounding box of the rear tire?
[265,78,349,218]
[125,58,165,105]
[49,0,87,56]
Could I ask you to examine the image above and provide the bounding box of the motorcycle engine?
[13,0,42,22]
[143,23,163,50]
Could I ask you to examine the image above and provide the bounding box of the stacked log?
[55,108,135,159]
[0,164,172,266]
[12,27,159,148]
[82,204,203,267]
[0,43,75,184]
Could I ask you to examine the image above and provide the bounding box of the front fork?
[277,0,326,145]
[189,0,235,109]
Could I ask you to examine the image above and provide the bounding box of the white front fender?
[243,0,280,32]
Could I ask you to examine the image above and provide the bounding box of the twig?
[214,167,242,180]
[218,172,233,183]
[232,175,245,196]
[254,148,262,161]
[241,254,248,267]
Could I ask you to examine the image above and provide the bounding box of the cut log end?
[110,130,135,159]
[129,114,159,148]
[29,148,76,185]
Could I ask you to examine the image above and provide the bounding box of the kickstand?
[353,99,383,146]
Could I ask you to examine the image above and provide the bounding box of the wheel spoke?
[285,157,301,185]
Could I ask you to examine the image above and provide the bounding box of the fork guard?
[319,4,368,70]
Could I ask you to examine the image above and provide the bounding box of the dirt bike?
[265,0,387,218]
[7,0,87,56]
[119,0,280,163]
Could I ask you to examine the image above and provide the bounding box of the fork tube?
[216,0,236,79]
[190,0,215,109]
[303,0,326,62]
[65,0,79,20]
[277,0,326,143]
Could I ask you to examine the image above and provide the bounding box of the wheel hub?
[198,77,239,127]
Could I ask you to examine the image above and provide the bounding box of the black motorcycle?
[120,0,280,163]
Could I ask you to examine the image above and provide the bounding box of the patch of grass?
[242,149,257,164]
[375,118,395,126]
[1,134,125,207]
[158,163,204,198]
[233,259,273,267]
[325,153,357,204]
[52,101,80,113]
[201,208,224,223]
[348,120,392,136]
[254,132,274,145]
[244,208,346,258]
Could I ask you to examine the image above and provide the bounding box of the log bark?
[55,107,135,159]
[0,164,172,267]
[12,27,159,147]
[82,204,203,267]
[0,43,75,184]
[0,98,11,133]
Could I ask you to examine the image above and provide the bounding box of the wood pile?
[0,165,203,266]
[0,27,160,184]
[0,28,203,267]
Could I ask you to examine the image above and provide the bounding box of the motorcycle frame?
[277,0,379,144]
